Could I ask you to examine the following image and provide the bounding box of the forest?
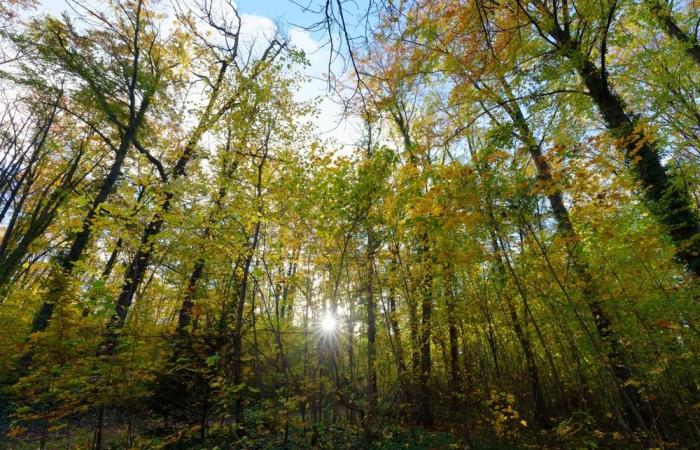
[0,0,699,448]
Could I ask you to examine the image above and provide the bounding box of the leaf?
[205,354,221,367]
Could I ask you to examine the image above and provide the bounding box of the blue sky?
[38,0,309,20]
[38,0,320,36]
[240,0,312,29]
[32,0,361,148]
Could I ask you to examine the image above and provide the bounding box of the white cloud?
[33,0,359,152]
[287,27,360,152]
[239,13,278,53]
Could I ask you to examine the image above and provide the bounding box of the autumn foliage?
[0,0,699,448]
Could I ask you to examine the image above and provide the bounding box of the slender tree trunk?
[365,228,378,439]
[232,221,261,422]
[391,102,435,425]
[387,252,409,390]
[490,231,549,427]
[176,133,239,335]
[418,233,434,427]
[469,136,550,426]
[497,75,657,431]
[0,92,60,264]
[100,61,231,354]
[92,405,104,450]
[480,296,501,379]
[27,94,149,338]
[232,152,266,423]
[0,147,83,291]
[446,270,461,395]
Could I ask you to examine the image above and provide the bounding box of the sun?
[320,313,337,334]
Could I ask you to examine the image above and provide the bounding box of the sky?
[240,0,317,30]
[34,0,361,150]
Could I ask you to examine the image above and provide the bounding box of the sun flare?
[320,313,337,334]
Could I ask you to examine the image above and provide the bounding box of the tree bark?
[558,34,700,277]
[100,60,231,354]
[490,230,549,428]
[417,234,434,427]
[446,273,461,395]
[649,0,700,67]
[497,73,655,431]
[28,102,145,337]
[365,228,378,438]
[387,251,410,390]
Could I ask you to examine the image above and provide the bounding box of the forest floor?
[1,421,651,450]
[0,420,538,449]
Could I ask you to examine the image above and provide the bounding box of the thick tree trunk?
[565,44,700,276]
[649,0,700,67]
[178,258,205,333]
[530,142,652,429]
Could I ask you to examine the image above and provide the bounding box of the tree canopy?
[0,0,699,448]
